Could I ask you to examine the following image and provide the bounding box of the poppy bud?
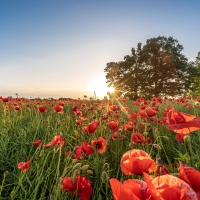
[73,163,81,171]
[72,173,77,184]
[4,171,9,176]
[156,158,163,166]
[81,165,89,171]
[184,135,190,142]
[102,163,109,171]
[72,159,78,164]
[86,170,93,175]
[101,171,108,183]
[143,131,148,136]
[153,144,161,150]
[162,136,170,140]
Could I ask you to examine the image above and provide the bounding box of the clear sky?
[1,0,200,99]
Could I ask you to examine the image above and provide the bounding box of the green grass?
[0,96,200,199]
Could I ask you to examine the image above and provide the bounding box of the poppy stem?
[0,171,8,197]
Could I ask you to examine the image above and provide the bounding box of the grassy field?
[0,96,200,199]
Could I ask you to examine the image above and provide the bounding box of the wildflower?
[33,140,42,147]
[65,151,73,157]
[166,109,200,134]
[147,137,152,144]
[107,120,119,132]
[17,157,33,172]
[74,146,83,159]
[131,133,146,144]
[53,105,64,113]
[175,133,185,142]
[128,112,137,122]
[109,105,119,112]
[87,121,98,134]
[145,107,158,117]
[178,161,200,199]
[61,175,92,200]
[144,173,197,200]
[122,122,134,132]
[2,97,9,102]
[38,105,47,112]
[91,137,107,154]
[44,134,65,149]
[58,101,64,106]
[120,149,156,175]
[14,105,22,111]
[81,142,94,156]
[110,178,151,200]
[76,119,82,125]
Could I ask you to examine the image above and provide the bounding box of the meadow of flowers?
[0,95,200,200]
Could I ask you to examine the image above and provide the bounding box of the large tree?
[104,43,147,99]
[105,36,195,100]
[191,52,200,97]
[141,36,190,97]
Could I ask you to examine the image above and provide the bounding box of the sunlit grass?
[0,95,200,199]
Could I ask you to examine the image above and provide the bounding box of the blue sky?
[1,0,200,99]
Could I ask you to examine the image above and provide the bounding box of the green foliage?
[0,97,200,199]
[191,52,200,97]
[104,36,197,100]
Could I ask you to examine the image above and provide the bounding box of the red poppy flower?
[58,101,64,106]
[102,113,108,120]
[112,130,122,140]
[17,157,33,172]
[82,142,94,156]
[131,133,146,144]
[65,151,73,157]
[87,121,98,134]
[128,112,137,122]
[72,105,79,112]
[74,146,83,159]
[44,135,65,148]
[82,126,88,133]
[178,161,200,199]
[53,105,64,113]
[139,108,147,117]
[154,165,170,176]
[2,97,9,102]
[175,133,185,142]
[61,175,92,200]
[147,137,152,144]
[110,178,151,200]
[38,105,47,113]
[14,105,22,111]
[76,119,82,125]
[122,122,134,132]
[144,173,197,200]
[145,107,158,117]
[166,109,200,134]
[120,149,156,175]
[88,105,94,111]
[107,120,119,131]
[91,137,107,154]
[109,105,119,112]
[33,140,42,147]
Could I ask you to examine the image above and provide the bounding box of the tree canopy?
[104,36,198,100]
[191,52,200,97]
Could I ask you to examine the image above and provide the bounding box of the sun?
[107,86,115,93]
[89,75,115,98]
